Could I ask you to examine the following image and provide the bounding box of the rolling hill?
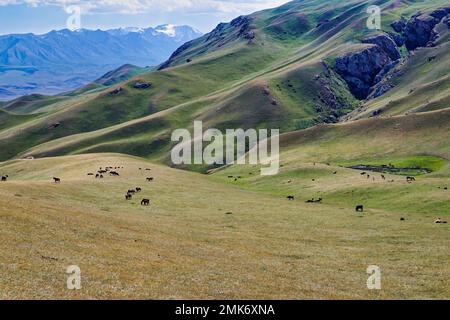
[0,0,449,169]
[0,0,449,300]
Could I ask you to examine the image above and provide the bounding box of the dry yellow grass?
[0,153,448,299]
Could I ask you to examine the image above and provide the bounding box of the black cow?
[53,177,61,183]
[141,199,150,206]
[125,194,133,200]
[356,205,364,212]
[287,196,295,201]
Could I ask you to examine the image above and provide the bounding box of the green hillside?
[1,0,450,300]
[0,0,449,167]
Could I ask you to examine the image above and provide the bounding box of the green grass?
[1,0,449,167]
[0,0,449,301]
[0,153,448,299]
[0,109,36,131]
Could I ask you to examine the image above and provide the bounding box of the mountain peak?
[155,24,178,37]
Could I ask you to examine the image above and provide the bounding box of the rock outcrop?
[362,34,401,61]
[404,13,440,50]
[335,45,393,100]
[388,32,405,47]
[133,81,152,89]
[391,17,407,33]
[391,7,450,51]
[336,6,450,100]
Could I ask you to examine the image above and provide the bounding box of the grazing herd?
[1,160,449,224]
[277,163,448,222]
[42,165,155,207]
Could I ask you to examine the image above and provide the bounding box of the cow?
[141,199,150,206]
[356,205,364,212]
[146,177,154,182]
[287,196,295,201]
[53,177,61,183]
[435,218,448,224]
[1,175,7,182]
[87,173,94,176]
[128,189,136,194]
[110,171,120,176]
[136,187,142,193]
[125,194,133,200]
[381,174,386,180]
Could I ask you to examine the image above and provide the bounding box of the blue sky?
[0,0,290,35]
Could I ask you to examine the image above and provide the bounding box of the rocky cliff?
[335,6,450,101]
[335,38,396,100]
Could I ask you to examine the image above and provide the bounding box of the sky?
[0,0,291,35]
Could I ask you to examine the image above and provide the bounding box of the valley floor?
[0,154,448,299]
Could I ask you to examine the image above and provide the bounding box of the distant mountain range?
[0,25,202,100]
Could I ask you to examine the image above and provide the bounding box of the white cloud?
[0,0,288,15]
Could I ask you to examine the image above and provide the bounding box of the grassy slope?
[2,1,450,164]
[216,108,450,216]
[1,1,450,299]
[0,0,365,162]
[0,154,448,299]
[0,109,36,131]
[2,94,68,115]
[0,1,376,159]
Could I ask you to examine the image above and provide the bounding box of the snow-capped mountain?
[0,25,202,100]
